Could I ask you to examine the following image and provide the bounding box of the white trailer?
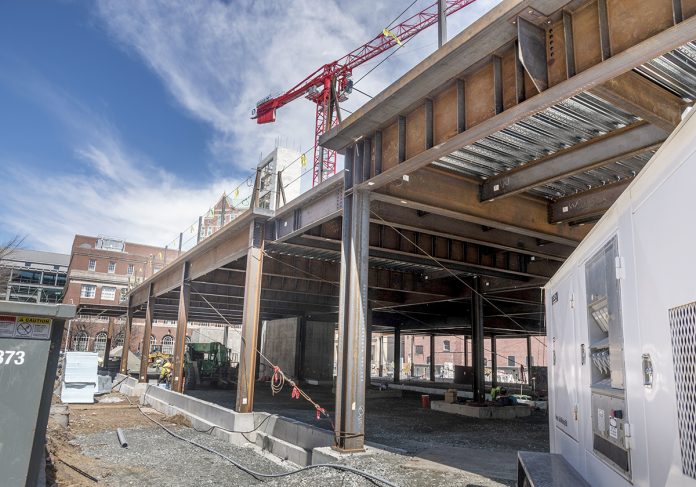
[528,108,696,486]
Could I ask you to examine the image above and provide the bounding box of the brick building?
[371,333,547,383]
[64,235,183,352]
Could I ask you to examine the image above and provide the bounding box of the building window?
[80,284,96,299]
[72,331,89,351]
[230,352,239,363]
[443,340,451,352]
[119,288,127,303]
[101,286,116,301]
[53,265,60,270]
[88,259,96,271]
[161,335,174,354]
[114,332,124,348]
[108,261,116,273]
[127,264,134,275]
[507,355,516,366]
[185,336,191,344]
[415,345,424,355]
[94,332,107,352]
[150,335,157,348]
[24,261,31,267]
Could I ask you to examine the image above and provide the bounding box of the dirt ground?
[46,387,548,486]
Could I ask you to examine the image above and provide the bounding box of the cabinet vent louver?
[670,302,696,479]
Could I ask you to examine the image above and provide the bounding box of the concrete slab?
[431,400,531,419]
[407,445,518,481]
[255,431,312,466]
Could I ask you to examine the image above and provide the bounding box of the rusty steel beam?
[171,262,190,393]
[590,71,686,132]
[373,167,588,245]
[370,200,574,261]
[549,179,632,223]
[236,220,266,413]
[339,14,696,192]
[480,122,665,201]
[138,283,155,383]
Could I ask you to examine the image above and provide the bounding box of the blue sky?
[0,0,499,253]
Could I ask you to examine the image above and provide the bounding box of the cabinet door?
[550,273,580,441]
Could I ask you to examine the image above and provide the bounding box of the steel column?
[103,316,114,365]
[464,336,468,367]
[236,219,266,413]
[429,334,436,381]
[491,335,498,387]
[437,0,447,47]
[138,283,155,383]
[526,335,533,385]
[335,144,370,451]
[378,335,384,377]
[365,308,373,383]
[119,300,133,375]
[171,262,190,393]
[393,326,401,384]
[471,278,485,402]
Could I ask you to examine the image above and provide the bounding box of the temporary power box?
[542,108,696,487]
[0,301,76,486]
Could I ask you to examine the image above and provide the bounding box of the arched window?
[114,332,124,348]
[72,331,89,351]
[185,336,191,344]
[94,332,108,352]
[162,335,174,355]
[150,335,156,348]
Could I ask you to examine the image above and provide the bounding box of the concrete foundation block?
[430,401,531,419]
[311,446,378,465]
[256,431,312,466]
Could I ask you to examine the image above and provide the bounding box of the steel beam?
[517,17,548,92]
[480,122,665,201]
[373,167,588,246]
[471,278,484,402]
[119,299,133,375]
[171,262,190,393]
[590,71,685,132]
[138,283,155,383]
[345,15,696,192]
[549,179,631,223]
[236,219,266,413]
[335,145,370,451]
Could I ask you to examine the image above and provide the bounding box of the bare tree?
[0,235,26,298]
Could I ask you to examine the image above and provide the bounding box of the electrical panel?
[584,236,630,478]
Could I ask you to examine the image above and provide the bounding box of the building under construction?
[75,0,696,475]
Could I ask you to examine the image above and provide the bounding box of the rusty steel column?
[527,335,533,385]
[171,261,191,393]
[335,145,370,452]
[235,219,265,413]
[471,277,485,402]
[103,316,114,365]
[119,299,133,375]
[138,283,155,383]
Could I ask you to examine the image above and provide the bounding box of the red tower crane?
[252,0,478,187]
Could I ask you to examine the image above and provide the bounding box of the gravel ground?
[72,423,512,487]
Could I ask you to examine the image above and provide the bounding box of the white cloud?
[94,0,502,170]
[0,75,242,253]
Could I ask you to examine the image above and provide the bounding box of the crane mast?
[252,0,478,187]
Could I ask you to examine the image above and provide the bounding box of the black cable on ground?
[126,396,399,487]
